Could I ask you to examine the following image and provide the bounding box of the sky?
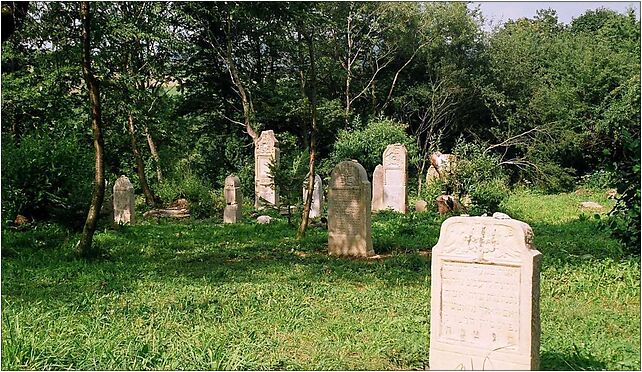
[468,1,641,30]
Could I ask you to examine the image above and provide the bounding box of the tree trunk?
[298,29,319,239]
[225,15,258,142]
[76,1,105,258]
[143,124,163,183]
[128,113,159,205]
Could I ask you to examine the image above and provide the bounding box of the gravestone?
[429,215,541,370]
[328,160,374,257]
[303,173,323,218]
[371,164,384,212]
[426,165,440,185]
[415,199,428,212]
[254,130,280,209]
[113,175,134,224]
[383,144,408,213]
[223,175,242,223]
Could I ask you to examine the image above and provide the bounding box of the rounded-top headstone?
[328,160,373,257]
[113,175,134,192]
[113,175,134,224]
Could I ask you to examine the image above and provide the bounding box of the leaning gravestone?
[303,173,323,218]
[254,130,280,209]
[371,164,384,212]
[328,160,374,257]
[429,215,541,370]
[113,175,134,224]
[223,175,242,223]
[383,144,408,213]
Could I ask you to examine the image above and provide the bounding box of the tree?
[76,1,105,257]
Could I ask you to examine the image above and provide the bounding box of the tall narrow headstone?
[328,161,373,257]
[303,173,323,218]
[113,175,134,224]
[429,215,541,370]
[371,164,384,212]
[224,175,242,223]
[254,130,280,209]
[383,144,408,213]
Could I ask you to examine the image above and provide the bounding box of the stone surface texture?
[328,160,374,257]
[257,215,273,224]
[382,144,408,213]
[303,173,323,218]
[371,164,384,212]
[254,130,280,209]
[224,175,242,223]
[415,200,428,212]
[113,175,134,224]
[429,216,541,370]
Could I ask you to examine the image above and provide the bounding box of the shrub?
[156,161,224,219]
[1,133,93,225]
[326,116,419,177]
[446,140,510,215]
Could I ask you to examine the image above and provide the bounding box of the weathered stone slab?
[371,164,384,212]
[113,175,134,224]
[224,175,242,223]
[383,144,407,213]
[328,160,374,257]
[429,216,541,370]
[303,173,323,218]
[254,130,280,209]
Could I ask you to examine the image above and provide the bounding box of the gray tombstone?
[303,173,323,219]
[371,164,384,212]
[429,215,541,370]
[254,130,280,209]
[328,160,373,257]
[382,144,408,213]
[224,175,242,223]
[113,175,134,224]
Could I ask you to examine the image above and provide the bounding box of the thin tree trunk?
[143,124,163,183]
[128,113,158,205]
[77,1,105,258]
[298,29,319,239]
[225,16,258,142]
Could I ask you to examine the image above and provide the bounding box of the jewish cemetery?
[1,2,639,370]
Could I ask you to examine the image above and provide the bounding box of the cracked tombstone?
[429,215,541,370]
[328,160,373,257]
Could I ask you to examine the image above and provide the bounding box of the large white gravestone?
[303,173,323,218]
[383,144,407,213]
[113,175,134,224]
[223,175,242,224]
[328,161,374,257]
[254,130,280,209]
[371,164,384,212]
[429,216,541,370]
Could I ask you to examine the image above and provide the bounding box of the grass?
[1,189,639,370]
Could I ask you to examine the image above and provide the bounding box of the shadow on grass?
[540,350,607,370]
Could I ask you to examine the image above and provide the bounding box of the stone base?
[224,204,241,223]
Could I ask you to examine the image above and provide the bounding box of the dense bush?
[1,134,93,224]
[324,117,419,177]
[156,161,224,220]
[447,141,510,215]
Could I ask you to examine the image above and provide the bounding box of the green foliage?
[268,145,310,224]
[326,117,418,176]
[156,162,224,220]
[1,134,93,225]
[447,141,510,215]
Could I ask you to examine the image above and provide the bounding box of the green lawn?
[2,189,639,370]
